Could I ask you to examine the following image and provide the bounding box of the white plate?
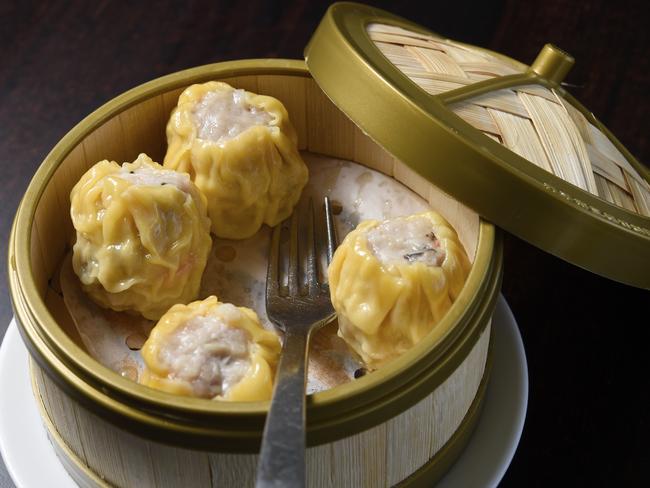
[0,323,77,488]
[0,295,527,488]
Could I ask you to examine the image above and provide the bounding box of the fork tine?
[324,196,338,265]
[266,223,281,298]
[305,198,319,294]
[288,208,299,296]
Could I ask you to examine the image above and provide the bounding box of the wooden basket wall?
[369,23,650,217]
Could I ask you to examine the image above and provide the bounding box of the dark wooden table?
[1,1,648,486]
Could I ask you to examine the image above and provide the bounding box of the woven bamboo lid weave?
[305,2,650,288]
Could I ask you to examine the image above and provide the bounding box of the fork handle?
[255,328,310,488]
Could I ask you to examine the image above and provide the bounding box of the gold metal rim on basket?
[9,59,502,450]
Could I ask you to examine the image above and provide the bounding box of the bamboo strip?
[588,145,628,190]
[220,76,259,94]
[513,84,559,103]
[403,76,464,95]
[556,95,647,189]
[73,404,132,487]
[118,95,167,163]
[406,46,467,78]
[161,88,184,119]
[393,154,437,199]
[257,75,309,151]
[375,42,425,70]
[484,133,501,142]
[432,320,490,453]
[625,172,650,216]
[34,366,89,467]
[393,68,474,86]
[117,440,159,488]
[34,182,65,279]
[456,61,520,77]
[586,120,648,188]
[368,31,439,50]
[45,286,85,349]
[51,145,85,246]
[48,437,106,488]
[367,22,442,42]
[451,103,500,135]
[150,447,212,487]
[386,393,435,484]
[519,92,597,194]
[606,179,637,212]
[353,124,396,177]
[82,116,127,168]
[466,72,492,82]
[560,95,650,209]
[447,40,525,72]
[432,43,495,65]
[314,422,388,488]
[426,178,480,263]
[369,22,650,216]
[489,109,554,173]
[305,79,356,160]
[595,174,613,203]
[559,96,590,140]
[461,89,529,118]
[209,454,256,487]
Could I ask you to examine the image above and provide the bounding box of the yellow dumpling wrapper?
[70,154,212,320]
[164,81,308,239]
[140,296,281,401]
[328,211,471,368]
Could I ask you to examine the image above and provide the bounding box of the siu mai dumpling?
[140,296,281,401]
[328,211,471,368]
[164,81,308,239]
[70,153,212,320]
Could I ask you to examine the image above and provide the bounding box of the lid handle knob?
[529,44,575,85]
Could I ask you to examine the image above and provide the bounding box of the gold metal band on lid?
[305,2,650,288]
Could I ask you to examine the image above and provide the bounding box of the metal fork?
[255,197,338,488]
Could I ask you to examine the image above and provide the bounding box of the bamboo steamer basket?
[10,0,650,485]
[8,58,502,486]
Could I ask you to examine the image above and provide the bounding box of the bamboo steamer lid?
[305,2,650,289]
